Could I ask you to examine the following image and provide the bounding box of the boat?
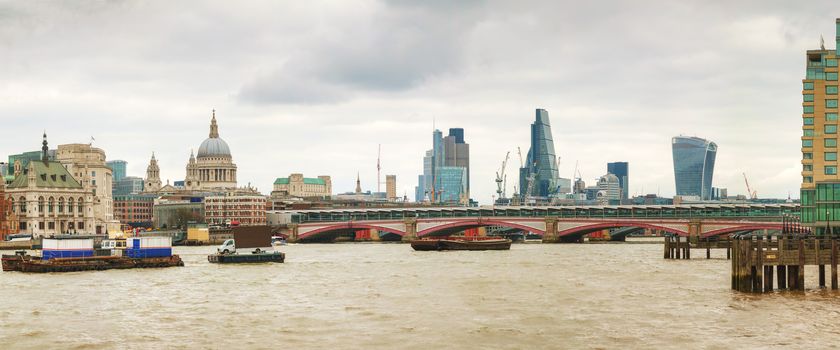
[1,236,184,273]
[411,237,512,251]
[207,228,285,264]
[271,235,287,246]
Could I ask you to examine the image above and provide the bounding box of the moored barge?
[411,237,513,251]
[1,236,184,273]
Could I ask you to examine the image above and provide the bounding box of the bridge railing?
[289,205,800,224]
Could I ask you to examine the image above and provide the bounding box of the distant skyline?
[1,1,837,203]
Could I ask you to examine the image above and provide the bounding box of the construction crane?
[495,151,510,200]
[743,172,757,200]
[517,147,525,168]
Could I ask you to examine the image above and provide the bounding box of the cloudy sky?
[1,1,837,203]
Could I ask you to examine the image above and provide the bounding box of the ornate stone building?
[185,111,237,191]
[144,153,162,193]
[56,142,118,233]
[5,134,95,236]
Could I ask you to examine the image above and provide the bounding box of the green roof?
[7,161,82,189]
[274,177,326,185]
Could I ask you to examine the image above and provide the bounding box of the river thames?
[3,242,840,349]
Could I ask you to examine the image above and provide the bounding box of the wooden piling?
[685,238,690,259]
[664,236,670,259]
[755,238,764,292]
[798,239,806,291]
[778,265,786,289]
[675,236,681,259]
[706,238,711,259]
[764,265,773,292]
[832,239,838,290]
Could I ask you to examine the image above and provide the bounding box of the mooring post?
[664,236,670,259]
[798,239,806,291]
[726,239,731,260]
[706,237,711,259]
[832,239,838,290]
[731,238,737,290]
[685,237,691,260]
[675,236,681,259]
[756,237,765,292]
[819,238,826,288]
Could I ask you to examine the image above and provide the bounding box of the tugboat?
[411,236,513,251]
[2,236,183,273]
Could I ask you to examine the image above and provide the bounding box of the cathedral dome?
[196,111,232,158]
[197,137,231,158]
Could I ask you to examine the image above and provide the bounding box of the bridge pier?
[400,218,418,243]
[541,217,560,243]
[287,224,299,243]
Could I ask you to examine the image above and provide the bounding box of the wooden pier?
[731,236,839,293]
[664,236,732,260]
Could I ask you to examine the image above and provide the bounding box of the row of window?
[804,100,839,113]
[803,84,839,94]
[801,164,838,175]
[804,152,839,160]
[803,113,839,127]
[802,121,837,134]
[802,138,839,148]
[806,69,840,80]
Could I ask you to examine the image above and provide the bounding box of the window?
[48,222,54,230]
[803,139,813,147]
[37,197,44,213]
[805,117,815,125]
[805,94,815,102]
[827,138,838,147]
[828,113,839,121]
[828,59,839,67]
[805,105,814,113]
[826,152,837,161]
[805,176,814,183]
[805,82,815,90]
[829,72,839,81]
[48,198,54,213]
[827,166,838,175]
[804,164,813,171]
[804,152,813,159]
[828,99,839,108]
[827,125,838,134]
[828,86,839,95]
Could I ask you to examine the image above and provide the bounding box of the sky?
[0,1,837,204]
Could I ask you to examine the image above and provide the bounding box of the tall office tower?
[386,175,397,201]
[443,128,470,198]
[800,18,840,234]
[520,109,560,198]
[107,160,127,182]
[671,136,717,200]
[607,162,629,200]
[416,128,469,204]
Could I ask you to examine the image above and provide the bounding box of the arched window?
[10,198,15,214]
[19,196,26,213]
[48,197,54,213]
[78,197,84,214]
[38,197,44,213]
[68,198,74,213]
[58,197,64,213]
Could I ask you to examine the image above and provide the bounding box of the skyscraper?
[607,162,629,200]
[416,127,470,204]
[520,109,560,199]
[672,136,717,200]
[800,18,840,233]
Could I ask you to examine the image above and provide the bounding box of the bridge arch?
[417,219,546,237]
[556,222,689,239]
[700,224,783,238]
[298,223,406,241]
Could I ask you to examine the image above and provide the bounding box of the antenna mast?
[377,144,381,193]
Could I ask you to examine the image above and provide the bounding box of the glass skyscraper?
[520,109,560,198]
[672,136,717,200]
[607,162,629,200]
[107,160,127,182]
[416,128,470,204]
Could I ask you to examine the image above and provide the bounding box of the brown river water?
[2,241,840,349]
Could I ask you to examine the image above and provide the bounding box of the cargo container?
[125,236,172,258]
[187,226,209,242]
[42,238,94,260]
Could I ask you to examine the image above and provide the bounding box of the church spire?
[41,131,49,164]
[209,109,219,138]
[355,172,362,194]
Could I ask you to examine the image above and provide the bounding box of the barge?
[207,227,285,264]
[411,237,513,251]
[1,236,183,273]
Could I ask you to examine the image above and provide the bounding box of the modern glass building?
[672,136,717,200]
[416,128,470,204]
[800,18,840,234]
[107,160,127,182]
[607,162,629,200]
[113,176,145,195]
[520,109,560,198]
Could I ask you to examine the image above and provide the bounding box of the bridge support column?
[401,218,417,243]
[287,224,299,243]
[542,217,559,243]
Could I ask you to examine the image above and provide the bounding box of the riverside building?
[800,18,840,233]
[671,136,717,201]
